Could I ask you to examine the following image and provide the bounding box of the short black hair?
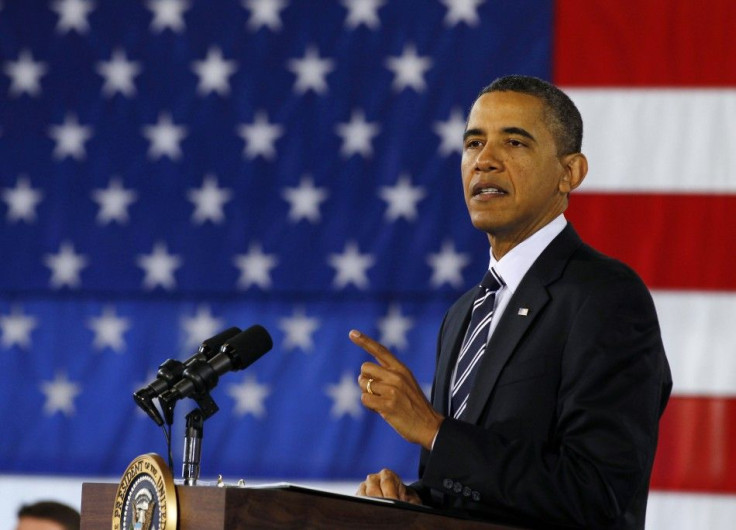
[18,501,80,530]
[478,75,583,155]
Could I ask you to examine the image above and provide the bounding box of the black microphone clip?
[133,327,241,426]
[158,325,273,420]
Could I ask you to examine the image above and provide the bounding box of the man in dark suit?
[351,75,672,529]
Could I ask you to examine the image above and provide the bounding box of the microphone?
[160,324,273,404]
[133,326,241,425]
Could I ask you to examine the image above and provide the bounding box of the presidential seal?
[112,453,177,530]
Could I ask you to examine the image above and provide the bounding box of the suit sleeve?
[413,274,672,528]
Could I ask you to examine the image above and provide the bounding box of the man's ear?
[559,153,588,194]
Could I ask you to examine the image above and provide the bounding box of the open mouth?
[472,184,507,197]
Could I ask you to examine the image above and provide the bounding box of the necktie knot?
[480,268,504,292]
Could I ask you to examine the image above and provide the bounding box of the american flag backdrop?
[0,0,734,527]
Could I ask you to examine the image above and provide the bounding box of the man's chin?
[469,215,501,235]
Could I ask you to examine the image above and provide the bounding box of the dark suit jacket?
[412,224,672,529]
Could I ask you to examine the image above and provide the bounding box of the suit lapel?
[460,224,584,424]
[461,276,549,423]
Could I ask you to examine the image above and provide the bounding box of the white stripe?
[564,89,736,192]
[453,396,468,418]
[652,290,736,396]
[452,344,486,395]
[473,289,492,311]
[647,491,736,529]
[456,309,494,363]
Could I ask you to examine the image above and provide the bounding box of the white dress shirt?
[486,214,567,340]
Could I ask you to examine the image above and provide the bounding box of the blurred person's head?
[15,500,80,530]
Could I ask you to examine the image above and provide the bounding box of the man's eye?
[507,139,525,147]
[465,139,482,149]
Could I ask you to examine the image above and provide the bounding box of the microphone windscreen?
[223,325,273,370]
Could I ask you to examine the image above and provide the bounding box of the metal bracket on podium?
[160,388,220,485]
[182,409,204,486]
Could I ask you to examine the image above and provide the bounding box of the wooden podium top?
[82,482,522,529]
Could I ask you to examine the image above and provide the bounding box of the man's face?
[461,91,574,251]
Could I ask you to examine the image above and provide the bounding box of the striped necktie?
[451,268,504,419]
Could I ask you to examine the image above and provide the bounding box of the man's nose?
[474,143,501,171]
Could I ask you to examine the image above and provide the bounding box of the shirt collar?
[489,214,567,294]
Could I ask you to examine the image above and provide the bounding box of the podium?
[81,482,522,529]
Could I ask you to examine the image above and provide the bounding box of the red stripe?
[566,193,736,291]
[553,0,736,86]
[652,396,736,493]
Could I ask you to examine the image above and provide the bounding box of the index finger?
[349,329,399,368]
